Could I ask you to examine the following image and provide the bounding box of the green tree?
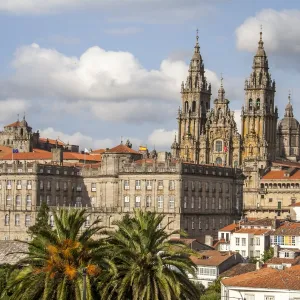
[101,210,201,300]
[261,247,274,263]
[3,209,112,300]
[200,278,221,300]
[27,201,51,237]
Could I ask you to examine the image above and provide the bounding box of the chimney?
[205,235,213,247]
[51,148,63,166]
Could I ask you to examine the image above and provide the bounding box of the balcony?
[135,186,141,190]
[146,186,152,190]
[17,185,22,190]
[124,186,130,190]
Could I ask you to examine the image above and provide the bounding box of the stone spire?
[284,91,294,118]
[218,74,225,102]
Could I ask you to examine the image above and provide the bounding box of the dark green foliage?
[28,201,51,236]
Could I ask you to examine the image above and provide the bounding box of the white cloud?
[233,110,241,134]
[236,9,300,70]
[104,27,143,36]
[147,128,176,150]
[0,0,216,23]
[6,43,231,123]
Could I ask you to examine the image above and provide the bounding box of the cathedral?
[172,29,300,219]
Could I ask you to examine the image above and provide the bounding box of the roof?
[0,241,28,265]
[222,265,300,290]
[262,169,300,180]
[91,149,106,154]
[290,202,300,207]
[170,238,214,250]
[220,263,256,278]
[190,250,236,267]
[265,256,300,266]
[219,223,239,232]
[5,121,22,128]
[234,228,270,235]
[106,144,140,154]
[242,218,275,227]
[39,138,65,146]
[63,152,101,162]
[272,222,300,236]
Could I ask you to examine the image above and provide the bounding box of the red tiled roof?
[63,152,101,162]
[91,149,106,154]
[106,144,140,154]
[290,202,300,207]
[265,256,300,265]
[222,265,300,290]
[39,138,65,146]
[1,152,52,160]
[234,228,270,235]
[219,223,239,232]
[190,250,235,266]
[262,169,300,180]
[272,222,300,235]
[5,121,22,128]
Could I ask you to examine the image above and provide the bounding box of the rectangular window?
[46,195,51,205]
[191,196,194,209]
[218,198,222,210]
[184,181,188,191]
[157,196,163,209]
[199,217,202,229]
[27,180,32,189]
[25,214,31,227]
[235,237,240,246]
[244,295,255,300]
[63,182,67,191]
[15,214,20,226]
[56,182,60,191]
[250,238,254,246]
[191,217,195,229]
[198,196,202,209]
[198,182,202,191]
[16,195,21,206]
[6,195,11,206]
[135,180,141,190]
[169,180,175,190]
[241,250,246,257]
[169,196,175,209]
[256,237,260,246]
[212,198,215,210]
[55,196,60,205]
[250,250,253,257]
[135,196,141,207]
[47,181,51,190]
[205,197,208,209]
[205,182,209,192]
[255,250,260,257]
[76,184,82,192]
[7,180,12,189]
[146,196,151,208]
[146,180,152,190]
[124,196,130,208]
[91,182,96,192]
[16,180,21,189]
[191,181,195,191]
[184,196,187,209]
[76,196,82,206]
[264,296,274,300]
[124,180,130,190]
[158,180,163,190]
[242,238,246,246]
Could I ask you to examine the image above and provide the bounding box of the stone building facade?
[0,144,244,242]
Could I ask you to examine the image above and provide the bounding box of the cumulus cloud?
[5,43,229,124]
[236,9,300,70]
[0,98,30,125]
[147,128,176,150]
[0,0,216,23]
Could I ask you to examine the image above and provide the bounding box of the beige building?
[0,143,244,242]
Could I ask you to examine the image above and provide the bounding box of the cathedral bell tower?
[173,30,211,162]
[241,30,278,167]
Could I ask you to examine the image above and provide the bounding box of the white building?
[217,223,239,251]
[221,265,300,300]
[189,250,243,288]
[230,228,270,259]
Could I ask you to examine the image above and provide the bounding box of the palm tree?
[3,209,113,300]
[100,210,200,300]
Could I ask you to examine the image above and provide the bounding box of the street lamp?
[82,267,87,300]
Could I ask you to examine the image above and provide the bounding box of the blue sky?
[0,0,300,150]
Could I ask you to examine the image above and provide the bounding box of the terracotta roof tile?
[235,228,270,235]
[219,223,239,232]
[91,149,106,154]
[1,152,52,160]
[106,144,140,154]
[39,138,65,146]
[265,256,300,265]
[290,202,300,207]
[5,121,22,128]
[222,265,300,290]
[220,263,256,278]
[272,223,300,235]
[262,169,300,180]
[242,218,275,227]
[190,250,235,266]
[63,152,101,162]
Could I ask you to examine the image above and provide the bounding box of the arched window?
[192,101,196,112]
[216,157,222,165]
[185,101,189,113]
[4,214,9,226]
[249,98,253,110]
[256,98,260,109]
[215,140,223,152]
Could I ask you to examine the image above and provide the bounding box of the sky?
[0,0,300,151]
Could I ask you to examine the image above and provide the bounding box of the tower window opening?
[192,101,196,112]
[249,99,253,110]
[185,101,189,113]
[215,140,223,152]
[20,128,23,136]
[206,102,209,110]
[256,98,260,109]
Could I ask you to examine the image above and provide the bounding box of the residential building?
[189,250,243,288]
[216,223,239,251]
[270,222,300,249]
[221,265,300,300]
